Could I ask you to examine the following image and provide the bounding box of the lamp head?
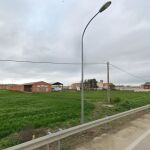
[99,1,112,13]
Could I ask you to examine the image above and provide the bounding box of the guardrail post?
[57,129,62,150]
[57,140,61,150]
[45,144,50,150]
[45,131,52,150]
[104,115,109,130]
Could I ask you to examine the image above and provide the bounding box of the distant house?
[97,80,104,90]
[0,84,8,90]
[0,81,52,93]
[0,84,24,91]
[69,83,81,91]
[115,85,141,91]
[143,82,150,89]
[23,81,51,92]
[97,80,115,90]
[51,82,63,91]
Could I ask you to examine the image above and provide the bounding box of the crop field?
[0,89,150,149]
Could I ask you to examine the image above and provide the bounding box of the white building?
[69,83,81,91]
[97,80,104,90]
[51,82,63,91]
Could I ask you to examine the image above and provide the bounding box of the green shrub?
[111,97,122,104]
[118,100,132,110]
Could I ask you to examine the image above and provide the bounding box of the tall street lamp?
[81,1,112,124]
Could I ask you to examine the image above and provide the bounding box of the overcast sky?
[0,0,150,85]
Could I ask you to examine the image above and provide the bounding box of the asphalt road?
[75,112,150,150]
[126,131,150,150]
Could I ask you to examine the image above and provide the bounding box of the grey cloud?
[0,0,150,85]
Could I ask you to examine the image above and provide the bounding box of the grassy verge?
[0,90,150,149]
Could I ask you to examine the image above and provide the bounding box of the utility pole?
[107,61,110,103]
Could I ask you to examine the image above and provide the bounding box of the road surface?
[125,129,150,150]
[75,112,150,150]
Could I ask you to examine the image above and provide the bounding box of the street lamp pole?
[107,61,110,103]
[81,1,112,124]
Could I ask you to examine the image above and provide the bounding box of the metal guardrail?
[5,104,150,150]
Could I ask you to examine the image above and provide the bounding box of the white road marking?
[125,129,150,150]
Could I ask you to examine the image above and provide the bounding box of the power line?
[0,59,106,65]
[1,59,148,81]
[0,59,80,64]
[110,63,147,82]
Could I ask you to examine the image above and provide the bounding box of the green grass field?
[0,89,150,149]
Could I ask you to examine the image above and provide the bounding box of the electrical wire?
[110,63,147,82]
[0,59,148,82]
[0,59,106,65]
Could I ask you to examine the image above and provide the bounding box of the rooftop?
[144,82,150,86]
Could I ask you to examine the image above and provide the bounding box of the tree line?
[84,79,115,90]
